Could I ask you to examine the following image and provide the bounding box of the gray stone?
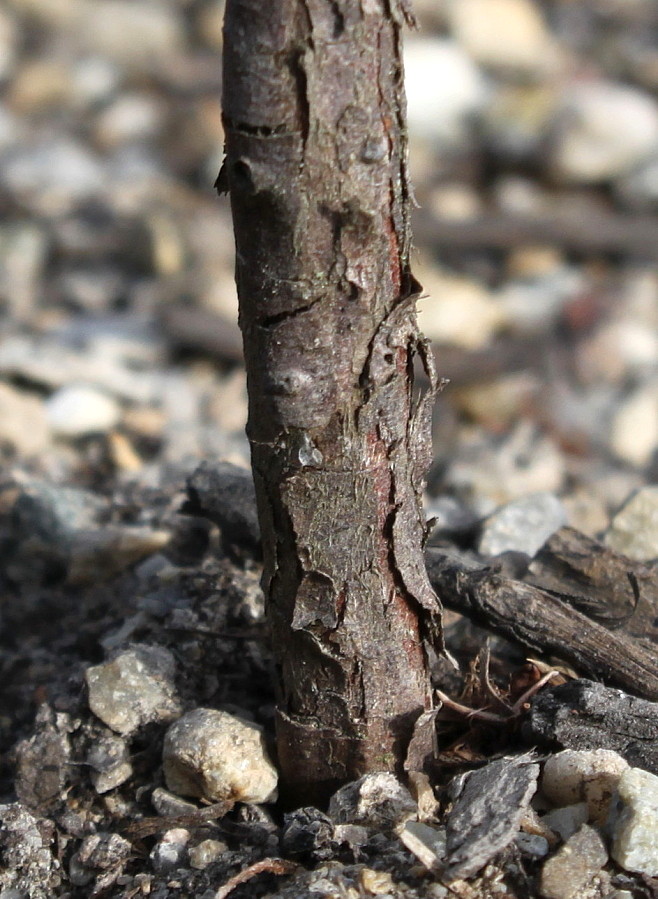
[76,832,131,870]
[541,804,589,842]
[94,92,165,148]
[514,832,550,858]
[605,486,658,561]
[149,828,189,873]
[610,767,658,876]
[87,732,132,794]
[45,384,120,438]
[5,479,105,585]
[396,821,446,873]
[0,804,54,899]
[539,824,607,899]
[328,773,417,830]
[0,138,105,213]
[151,787,198,818]
[162,708,278,804]
[86,644,181,736]
[478,492,567,558]
[13,706,71,812]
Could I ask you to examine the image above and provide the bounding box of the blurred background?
[1,0,658,535]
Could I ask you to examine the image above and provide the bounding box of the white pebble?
[46,384,120,438]
[163,708,278,804]
[542,750,629,825]
[610,767,658,876]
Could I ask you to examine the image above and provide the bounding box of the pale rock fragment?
[328,773,417,830]
[46,383,120,438]
[541,749,629,825]
[86,644,181,736]
[188,838,227,870]
[149,828,189,873]
[86,731,132,794]
[605,486,658,561]
[163,708,278,804]
[449,0,558,74]
[539,824,607,899]
[541,803,589,842]
[610,767,658,876]
[478,492,567,558]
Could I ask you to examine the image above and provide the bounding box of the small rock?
[70,56,120,110]
[478,492,567,558]
[605,486,658,561]
[396,820,446,873]
[184,460,260,558]
[497,266,585,337]
[188,838,227,870]
[426,495,479,544]
[45,384,121,438]
[359,868,396,895]
[87,732,132,794]
[328,773,417,830]
[446,422,565,507]
[162,707,278,804]
[86,644,182,736]
[0,138,105,213]
[7,58,72,115]
[551,82,658,184]
[0,222,49,320]
[610,383,658,467]
[541,750,629,826]
[281,807,335,862]
[515,832,550,859]
[333,824,370,850]
[76,1,184,72]
[76,832,131,870]
[541,804,589,842]
[416,266,503,351]
[449,0,557,75]
[539,824,607,899]
[13,706,71,812]
[610,767,658,876]
[94,92,165,148]
[5,478,105,585]
[0,803,54,899]
[151,787,198,818]
[404,38,486,147]
[149,828,189,873]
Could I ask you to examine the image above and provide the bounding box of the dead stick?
[425,548,658,702]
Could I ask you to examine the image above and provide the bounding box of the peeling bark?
[222,0,442,801]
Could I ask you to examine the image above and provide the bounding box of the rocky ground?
[3,0,658,896]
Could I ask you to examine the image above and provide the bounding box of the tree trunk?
[222,0,442,803]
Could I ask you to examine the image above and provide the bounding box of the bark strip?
[222,0,441,801]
